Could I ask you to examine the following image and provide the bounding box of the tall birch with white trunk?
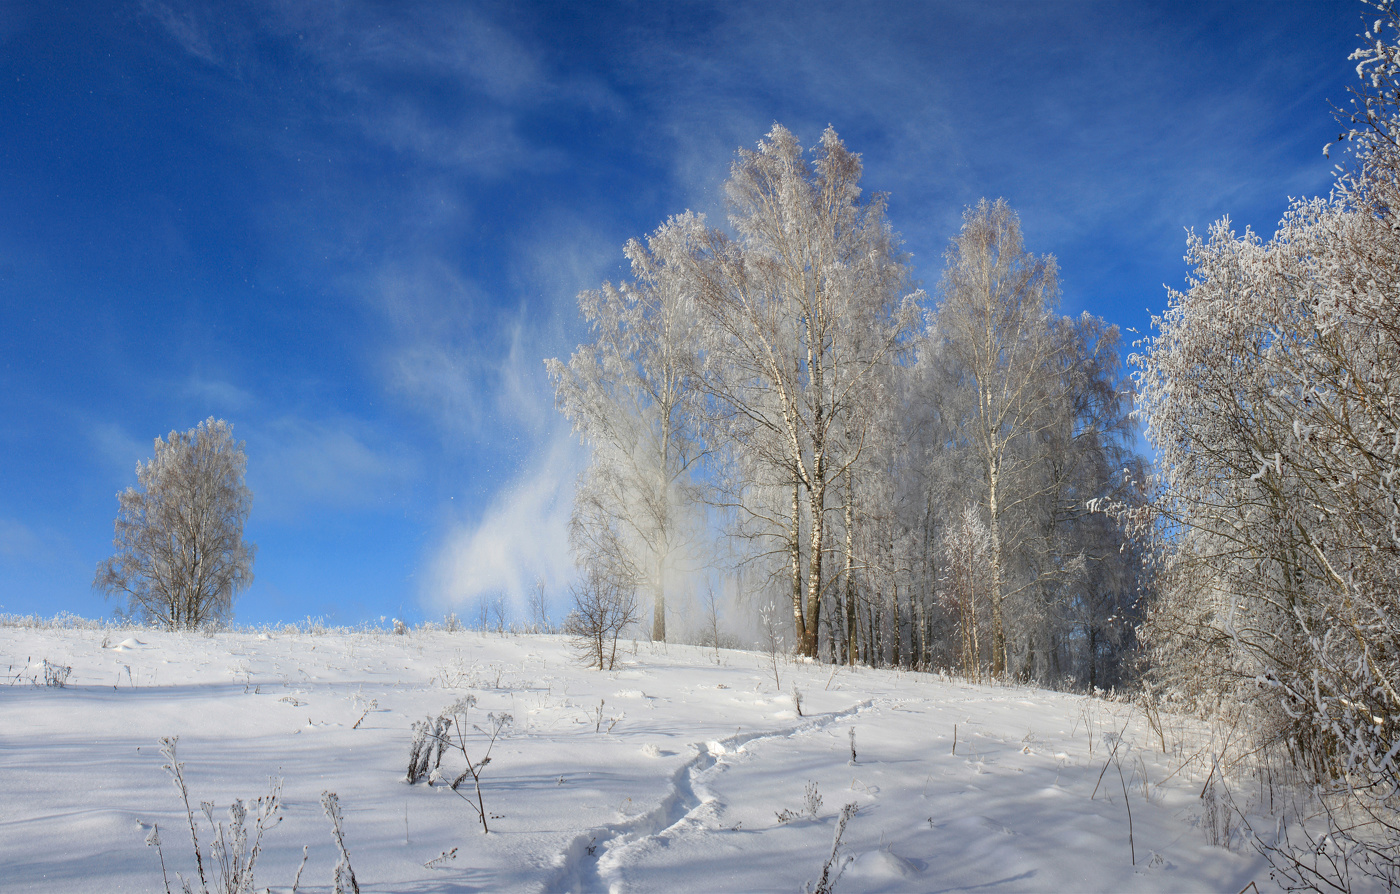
[684,125,921,658]
[933,199,1063,677]
[548,217,708,641]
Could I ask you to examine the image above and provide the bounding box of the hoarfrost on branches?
[94,417,256,631]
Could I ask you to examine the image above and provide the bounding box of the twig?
[159,737,209,893]
[290,845,308,893]
[1091,718,1132,800]
[424,847,457,869]
[145,823,171,894]
[1114,748,1136,865]
[321,791,359,894]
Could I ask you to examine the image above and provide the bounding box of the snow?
[0,624,1268,892]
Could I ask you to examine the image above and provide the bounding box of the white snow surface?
[0,626,1268,892]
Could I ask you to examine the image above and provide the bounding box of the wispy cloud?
[0,517,47,561]
[88,422,148,479]
[138,0,220,67]
[181,376,255,412]
[397,222,624,613]
[248,415,418,522]
[371,209,620,445]
[424,423,581,617]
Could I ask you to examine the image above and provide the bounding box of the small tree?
[95,417,255,630]
[564,568,640,670]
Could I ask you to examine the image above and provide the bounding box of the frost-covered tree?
[941,504,994,679]
[95,417,255,630]
[893,208,1144,684]
[548,218,709,641]
[1135,8,1400,882]
[931,199,1066,676]
[552,126,1145,681]
[684,125,922,657]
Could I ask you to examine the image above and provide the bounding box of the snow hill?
[0,622,1266,892]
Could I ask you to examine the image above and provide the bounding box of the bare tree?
[528,577,553,633]
[564,569,641,671]
[95,417,255,630]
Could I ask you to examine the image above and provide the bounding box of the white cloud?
[424,424,582,617]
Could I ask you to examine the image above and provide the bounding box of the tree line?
[550,125,1147,689]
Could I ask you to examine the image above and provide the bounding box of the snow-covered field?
[1,623,1267,892]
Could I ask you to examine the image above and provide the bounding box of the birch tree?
[94,417,255,630]
[548,217,708,641]
[932,199,1064,676]
[685,125,921,657]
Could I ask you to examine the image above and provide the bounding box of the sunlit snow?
[0,623,1264,892]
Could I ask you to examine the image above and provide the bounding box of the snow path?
[543,699,877,893]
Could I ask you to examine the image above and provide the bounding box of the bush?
[564,569,640,670]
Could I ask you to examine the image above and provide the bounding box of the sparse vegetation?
[155,736,283,894]
[564,570,640,670]
[405,695,513,834]
[804,803,858,894]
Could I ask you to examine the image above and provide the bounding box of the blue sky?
[0,0,1366,626]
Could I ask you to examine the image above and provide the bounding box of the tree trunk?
[988,462,1007,677]
[791,480,805,647]
[651,578,666,642]
[802,472,827,659]
[844,472,857,666]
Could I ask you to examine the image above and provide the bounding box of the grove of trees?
[552,126,1146,690]
[95,417,256,630]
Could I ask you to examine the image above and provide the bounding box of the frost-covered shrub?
[41,659,71,688]
[776,780,823,824]
[154,736,284,894]
[405,714,451,784]
[1134,7,1400,886]
[404,696,513,834]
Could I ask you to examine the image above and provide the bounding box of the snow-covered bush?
[1134,5,1400,886]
